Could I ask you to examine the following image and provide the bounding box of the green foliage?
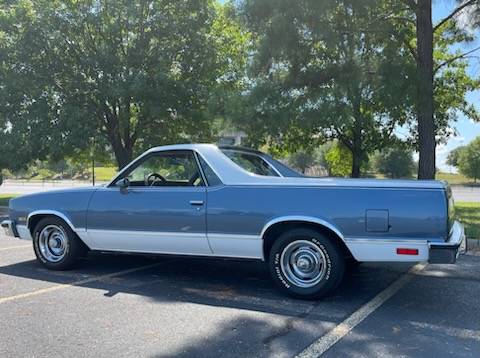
[314,142,335,176]
[446,146,465,167]
[88,167,118,182]
[372,147,415,179]
[435,172,472,185]
[287,151,315,174]
[230,0,479,178]
[458,137,480,183]
[4,158,116,181]
[234,0,418,177]
[324,143,352,177]
[455,202,480,239]
[0,0,247,169]
[0,194,17,207]
[0,0,477,175]
[432,26,480,142]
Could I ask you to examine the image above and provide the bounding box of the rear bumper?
[429,221,465,264]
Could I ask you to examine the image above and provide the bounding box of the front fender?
[8,187,97,232]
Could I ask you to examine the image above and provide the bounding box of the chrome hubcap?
[38,225,68,262]
[280,240,327,288]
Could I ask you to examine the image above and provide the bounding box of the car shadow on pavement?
[0,252,412,320]
[1,253,479,357]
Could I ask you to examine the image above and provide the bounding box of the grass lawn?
[455,202,480,240]
[436,172,478,186]
[370,172,477,186]
[9,166,118,182]
[0,194,18,207]
[88,166,118,181]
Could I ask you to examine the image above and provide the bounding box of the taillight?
[396,248,419,255]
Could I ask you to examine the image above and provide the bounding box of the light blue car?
[1,144,465,299]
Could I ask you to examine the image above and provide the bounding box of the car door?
[86,150,211,255]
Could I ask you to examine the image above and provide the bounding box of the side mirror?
[116,177,130,189]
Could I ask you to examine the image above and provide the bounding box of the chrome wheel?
[280,240,327,288]
[38,225,69,263]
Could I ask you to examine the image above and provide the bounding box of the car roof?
[147,144,267,156]
[218,145,266,156]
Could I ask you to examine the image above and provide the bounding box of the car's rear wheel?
[33,217,86,270]
[268,228,345,299]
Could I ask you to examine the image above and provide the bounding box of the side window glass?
[120,151,204,187]
[198,155,223,186]
[222,150,279,177]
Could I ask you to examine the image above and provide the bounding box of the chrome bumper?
[429,221,465,264]
[1,219,19,238]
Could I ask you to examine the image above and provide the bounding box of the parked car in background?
[2,144,465,299]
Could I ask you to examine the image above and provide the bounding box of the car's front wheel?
[33,217,86,270]
[269,228,345,299]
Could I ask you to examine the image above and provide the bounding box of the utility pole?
[92,136,96,186]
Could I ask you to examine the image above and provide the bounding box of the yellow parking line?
[0,262,162,304]
[0,244,31,252]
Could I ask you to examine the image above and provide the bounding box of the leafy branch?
[434,0,477,32]
[434,45,480,73]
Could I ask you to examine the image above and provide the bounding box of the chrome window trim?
[194,152,225,186]
[193,151,209,187]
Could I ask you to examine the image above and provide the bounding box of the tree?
[314,142,335,176]
[0,0,245,169]
[236,0,415,177]
[446,146,466,167]
[405,0,480,179]
[232,0,478,179]
[458,137,480,183]
[372,147,415,178]
[414,0,435,179]
[324,143,353,177]
[287,151,315,174]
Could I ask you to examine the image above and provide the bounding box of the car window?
[267,157,304,177]
[198,155,223,186]
[222,150,279,177]
[120,151,204,187]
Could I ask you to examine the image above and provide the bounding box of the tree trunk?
[416,0,436,179]
[102,106,135,170]
[111,140,133,169]
[350,113,363,178]
[351,150,361,178]
[351,157,361,178]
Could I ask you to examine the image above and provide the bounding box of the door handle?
[189,200,204,206]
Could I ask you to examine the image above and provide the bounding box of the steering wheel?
[146,173,166,186]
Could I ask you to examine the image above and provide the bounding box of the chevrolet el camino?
[1,144,465,299]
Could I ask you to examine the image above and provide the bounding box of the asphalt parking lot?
[1,232,479,358]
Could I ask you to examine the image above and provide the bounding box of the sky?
[433,0,480,172]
